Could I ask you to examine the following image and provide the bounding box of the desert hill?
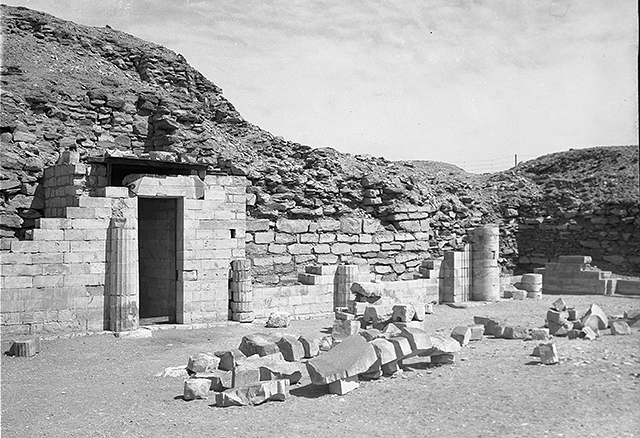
[1,5,638,274]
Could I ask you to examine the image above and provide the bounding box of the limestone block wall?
[251,270,439,320]
[515,202,640,274]
[0,166,247,335]
[541,256,616,295]
[246,217,433,285]
[1,193,135,335]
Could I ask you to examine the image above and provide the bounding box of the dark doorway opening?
[138,198,177,324]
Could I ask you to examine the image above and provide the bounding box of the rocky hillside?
[1,5,638,275]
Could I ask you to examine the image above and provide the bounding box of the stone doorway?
[138,197,179,324]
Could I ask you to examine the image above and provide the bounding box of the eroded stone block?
[216,379,290,407]
[306,335,377,385]
[298,335,320,358]
[187,352,220,374]
[538,343,559,365]
[611,320,631,335]
[183,378,210,401]
[328,375,360,395]
[276,334,305,362]
[450,326,472,347]
[238,333,281,357]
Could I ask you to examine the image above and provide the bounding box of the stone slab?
[187,352,220,374]
[305,335,378,385]
[274,334,304,362]
[216,349,246,371]
[332,319,360,342]
[450,326,472,346]
[238,333,282,357]
[194,370,233,391]
[391,304,416,322]
[183,378,210,400]
[581,304,608,330]
[610,321,631,335]
[215,379,290,407]
[328,375,360,395]
[539,343,559,365]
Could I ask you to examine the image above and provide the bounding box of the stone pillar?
[471,225,501,301]
[335,265,358,309]
[107,217,139,332]
[230,259,254,322]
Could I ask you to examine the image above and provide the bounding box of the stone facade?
[0,156,246,335]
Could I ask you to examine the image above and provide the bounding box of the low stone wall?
[514,202,640,274]
[251,274,439,320]
[246,217,434,285]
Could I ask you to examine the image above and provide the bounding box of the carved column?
[107,217,139,332]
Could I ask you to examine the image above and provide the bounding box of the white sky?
[3,0,638,172]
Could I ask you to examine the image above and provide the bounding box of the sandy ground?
[2,294,639,438]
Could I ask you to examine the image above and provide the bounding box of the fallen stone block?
[363,304,394,324]
[538,343,559,365]
[351,282,384,301]
[370,338,398,366]
[183,378,210,400]
[551,298,567,312]
[473,316,492,326]
[388,336,413,360]
[8,338,40,357]
[546,310,569,324]
[359,328,383,342]
[306,335,378,385]
[581,304,608,331]
[216,379,290,407]
[580,327,598,340]
[266,311,291,328]
[248,355,302,385]
[381,322,403,339]
[450,326,472,347]
[548,321,573,337]
[332,319,360,342]
[156,365,189,378]
[328,375,360,395]
[503,326,528,340]
[298,335,320,358]
[216,349,246,371]
[423,335,462,356]
[232,362,262,388]
[623,308,640,327]
[187,352,220,374]
[398,326,432,354]
[194,370,233,391]
[530,328,550,341]
[412,303,426,321]
[276,334,305,362]
[531,346,540,357]
[392,304,416,322]
[611,320,631,335]
[468,324,484,340]
[430,353,456,365]
[512,290,527,300]
[491,324,506,338]
[238,333,282,357]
